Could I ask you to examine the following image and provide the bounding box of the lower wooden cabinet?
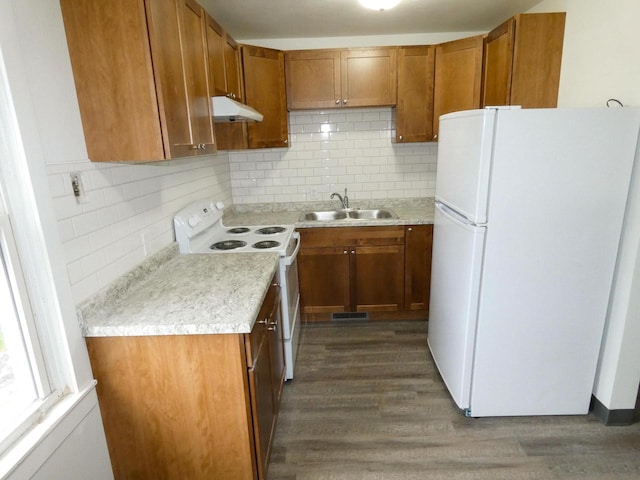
[298,225,432,320]
[86,279,284,480]
[404,225,434,311]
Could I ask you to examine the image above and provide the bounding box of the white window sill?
[0,380,99,480]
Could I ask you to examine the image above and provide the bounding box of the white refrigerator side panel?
[470,108,640,417]
[428,203,486,410]
[435,109,496,224]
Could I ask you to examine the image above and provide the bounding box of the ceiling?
[199,0,544,40]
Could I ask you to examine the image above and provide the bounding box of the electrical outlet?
[70,172,88,204]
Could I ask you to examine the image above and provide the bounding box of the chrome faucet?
[330,188,349,209]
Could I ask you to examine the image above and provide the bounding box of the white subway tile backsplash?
[47,154,232,304]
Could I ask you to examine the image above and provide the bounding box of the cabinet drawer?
[298,226,405,248]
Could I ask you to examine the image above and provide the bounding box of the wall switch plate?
[70,172,88,204]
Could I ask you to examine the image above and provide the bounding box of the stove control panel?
[174,198,225,252]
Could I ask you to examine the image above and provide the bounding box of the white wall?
[1,1,112,478]
[529,0,640,411]
[20,0,233,305]
[528,0,640,107]
[229,109,437,204]
[242,32,484,50]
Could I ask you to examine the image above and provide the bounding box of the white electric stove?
[173,199,301,380]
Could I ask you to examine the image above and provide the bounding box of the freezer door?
[435,109,496,224]
[427,202,486,410]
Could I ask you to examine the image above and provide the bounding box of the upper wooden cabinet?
[394,46,436,143]
[433,35,484,137]
[60,0,216,162]
[205,14,244,102]
[242,45,289,149]
[224,36,244,102]
[285,48,397,110]
[482,13,566,108]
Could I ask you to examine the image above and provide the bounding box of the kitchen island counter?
[78,245,279,337]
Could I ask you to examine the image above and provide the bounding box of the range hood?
[212,96,263,123]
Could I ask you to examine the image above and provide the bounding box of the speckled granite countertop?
[78,245,279,337]
[223,197,435,228]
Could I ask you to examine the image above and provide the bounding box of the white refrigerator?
[428,107,640,417]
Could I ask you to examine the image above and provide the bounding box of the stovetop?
[174,199,295,255]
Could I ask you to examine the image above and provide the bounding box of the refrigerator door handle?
[435,201,479,227]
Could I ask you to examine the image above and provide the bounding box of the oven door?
[279,232,301,380]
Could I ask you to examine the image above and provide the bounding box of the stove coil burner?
[256,226,287,235]
[252,240,281,249]
[210,240,247,251]
[227,227,251,234]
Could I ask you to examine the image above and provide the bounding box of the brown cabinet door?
[60,0,166,161]
[146,0,194,158]
[341,48,397,107]
[395,46,435,142]
[353,245,405,312]
[404,225,433,312]
[285,49,342,109]
[205,14,227,96]
[180,0,216,154]
[247,337,275,480]
[509,13,566,108]
[433,35,484,136]
[224,35,244,102]
[482,18,515,107]
[298,246,350,314]
[482,13,565,109]
[242,45,289,148]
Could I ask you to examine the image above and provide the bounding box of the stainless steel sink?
[347,209,398,220]
[300,210,348,221]
[299,208,398,222]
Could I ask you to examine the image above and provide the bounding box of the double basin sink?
[299,208,398,222]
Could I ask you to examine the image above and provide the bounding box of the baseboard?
[590,395,637,426]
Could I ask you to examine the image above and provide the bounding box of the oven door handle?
[283,231,300,266]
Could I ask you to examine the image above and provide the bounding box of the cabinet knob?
[284,139,288,144]
[267,323,277,332]
[399,135,403,141]
[335,99,341,105]
[408,227,412,232]
[343,99,348,105]
[257,317,268,325]
[343,250,348,254]
[191,144,199,150]
[350,250,355,254]
[433,134,438,140]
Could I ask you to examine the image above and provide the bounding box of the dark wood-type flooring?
[268,321,640,479]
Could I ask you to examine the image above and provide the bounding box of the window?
[0,214,57,452]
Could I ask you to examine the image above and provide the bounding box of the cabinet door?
[298,246,350,314]
[353,245,405,312]
[225,34,244,102]
[242,45,289,148]
[247,337,275,480]
[481,18,515,107]
[60,0,166,161]
[341,48,397,107]
[404,225,433,311]
[509,13,565,108]
[395,46,435,142]
[433,35,483,136]
[205,14,227,96]
[180,0,216,153]
[285,49,342,109]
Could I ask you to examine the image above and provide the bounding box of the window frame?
[0,212,64,454]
